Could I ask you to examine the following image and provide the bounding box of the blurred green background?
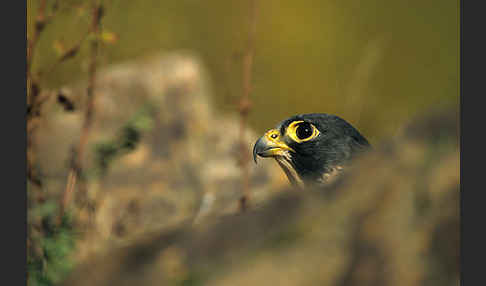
[28,0,459,141]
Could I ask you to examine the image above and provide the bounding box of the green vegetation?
[93,104,156,177]
[27,206,76,286]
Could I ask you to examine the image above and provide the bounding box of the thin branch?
[40,30,91,77]
[59,1,104,220]
[238,0,258,212]
[27,0,56,192]
[27,0,48,75]
[27,0,61,99]
[27,0,49,114]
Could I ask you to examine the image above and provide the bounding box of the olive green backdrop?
[27,0,459,141]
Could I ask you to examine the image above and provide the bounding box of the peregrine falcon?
[253,113,371,188]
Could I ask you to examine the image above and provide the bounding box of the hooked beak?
[253,130,295,164]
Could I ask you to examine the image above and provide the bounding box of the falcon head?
[253,113,371,188]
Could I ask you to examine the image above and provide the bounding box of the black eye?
[296,122,314,140]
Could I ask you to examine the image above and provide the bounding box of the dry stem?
[27,0,57,191]
[238,0,258,212]
[59,1,104,220]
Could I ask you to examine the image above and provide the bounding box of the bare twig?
[27,0,48,76]
[27,0,57,192]
[59,1,104,220]
[41,31,91,77]
[238,0,258,212]
[27,0,61,100]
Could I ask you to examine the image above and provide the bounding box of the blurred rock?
[35,52,286,263]
[60,106,459,286]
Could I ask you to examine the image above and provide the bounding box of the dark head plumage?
[253,113,370,188]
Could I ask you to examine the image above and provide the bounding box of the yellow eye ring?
[286,120,320,143]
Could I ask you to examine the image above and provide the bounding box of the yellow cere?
[286,120,320,143]
[264,129,281,142]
